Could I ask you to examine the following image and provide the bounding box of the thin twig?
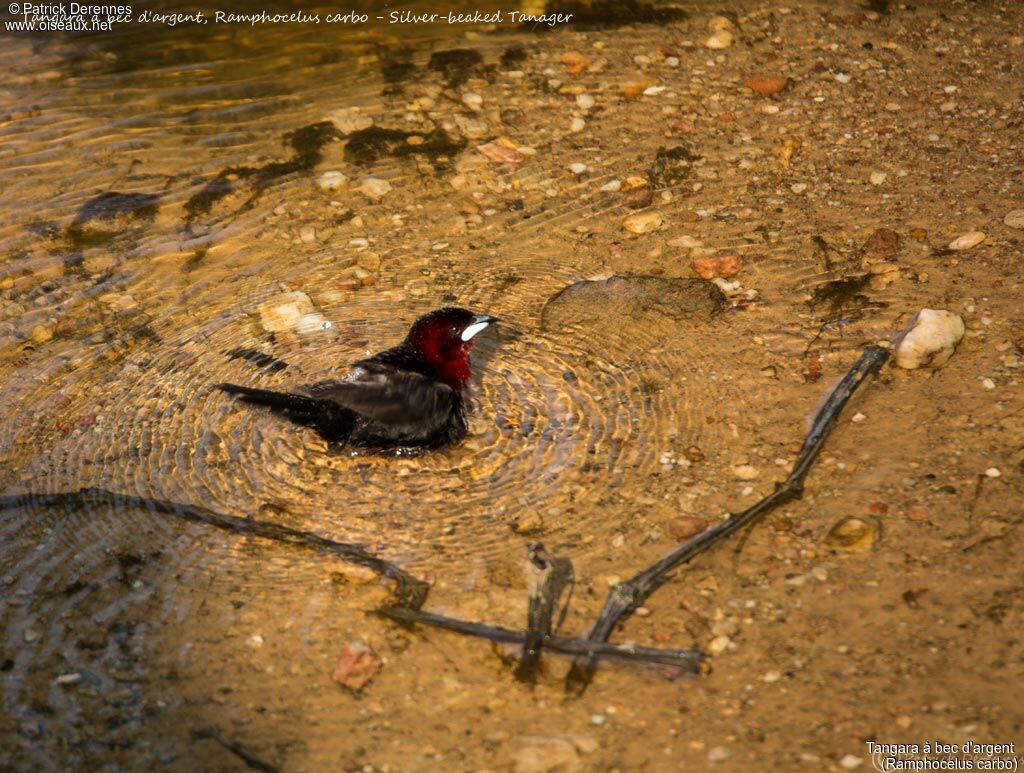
[378,605,706,672]
[193,726,279,773]
[565,345,891,693]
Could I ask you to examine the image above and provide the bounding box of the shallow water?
[2,1,1022,769]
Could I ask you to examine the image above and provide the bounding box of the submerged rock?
[894,309,966,369]
[257,291,316,333]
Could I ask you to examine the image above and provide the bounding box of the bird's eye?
[450,326,459,337]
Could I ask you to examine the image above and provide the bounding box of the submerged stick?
[193,726,279,773]
[0,488,429,609]
[378,605,706,672]
[566,345,891,693]
[515,543,576,683]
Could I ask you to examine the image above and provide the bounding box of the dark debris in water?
[428,48,484,88]
[647,145,702,188]
[184,121,340,232]
[806,274,873,311]
[66,192,160,248]
[227,347,289,373]
[540,275,726,333]
[344,126,466,168]
[377,43,416,87]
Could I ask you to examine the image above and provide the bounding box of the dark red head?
[405,307,497,389]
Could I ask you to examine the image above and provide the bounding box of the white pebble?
[948,231,985,251]
[840,755,863,769]
[981,378,996,390]
[762,670,782,683]
[590,714,606,726]
[576,93,595,110]
[835,72,851,84]
[705,30,733,49]
[985,467,1001,478]
[600,180,622,192]
[569,162,588,175]
[870,171,887,186]
[462,92,483,111]
[790,183,807,194]
[895,309,965,370]
[570,117,586,133]
[299,225,316,243]
[246,634,265,648]
[734,465,760,480]
[1002,209,1024,229]
[317,170,348,192]
[851,413,867,423]
[708,746,731,763]
[359,177,392,200]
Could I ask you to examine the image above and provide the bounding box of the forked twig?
[565,345,891,692]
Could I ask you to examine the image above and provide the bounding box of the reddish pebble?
[669,515,709,541]
[907,505,929,521]
[691,253,742,279]
[332,643,382,692]
[681,210,700,222]
[862,228,901,260]
[743,75,790,95]
[869,501,889,514]
[718,112,736,124]
[79,414,96,427]
[672,118,695,135]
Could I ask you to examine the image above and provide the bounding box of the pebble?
[790,183,807,194]
[327,107,372,134]
[599,180,622,192]
[708,635,732,655]
[1002,210,1024,229]
[246,634,264,648]
[705,30,734,49]
[462,92,483,111]
[257,291,316,333]
[359,177,392,200]
[835,72,852,84]
[570,117,586,133]
[478,142,525,164]
[851,413,867,423]
[568,162,588,175]
[55,672,82,686]
[981,377,996,390]
[30,324,54,345]
[744,75,790,95]
[870,171,887,186]
[299,225,316,243]
[332,642,382,692]
[590,714,606,726]
[513,511,544,534]
[824,516,878,552]
[317,170,348,192]
[708,746,731,763]
[948,231,985,251]
[622,211,663,234]
[576,93,595,110]
[669,515,708,541]
[733,464,759,480]
[707,15,734,32]
[513,737,580,773]
[692,253,743,280]
[894,309,965,369]
[985,467,1001,478]
[840,755,864,770]
[863,227,901,260]
[23,628,38,643]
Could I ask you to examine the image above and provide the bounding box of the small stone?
[55,673,82,685]
[246,634,264,648]
[299,225,316,243]
[705,30,734,49]
[1003,210,1024,229]
[359,177,392,200]
[870,171,887,186]
[835,72,852,84]
[576,93,595,110]
[692,253,743,280]
[708,746,731,763]
[514,737,579,773]
[907,505,929,521]
[568,162,588,175]
[981,377,996,390]
[622,211,663,234]
[462,92,483,111]
[985,467,1001,478]
[317,170,348,192]
[863,228,901,260]
[762,670,782,683]
[599,180,622,192]
[894,309,966,369]
[744,75,790,95]
[707,15,734,32]
[939,101,956,113]
[790,183,807,194]
[708,635,731,655]
[478,142,525,164]
[513,512,544,535]
[851,413,866,423]
[296,313,332,334]
[669,515,708,541]
[840,755,863,770]
[590,714,606,726]
[760,104,780,115]
[734,464,759,480]
[327,107,372,134]
[257,291,316,333]
[30,324,54,345]
[332,642,382,692]
[824,516,879,552]
[948,231,985,251]
[570,117,586,133]
[561,51,591,74]
[23,628,38,643]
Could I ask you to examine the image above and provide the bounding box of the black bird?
[219,307,496,451]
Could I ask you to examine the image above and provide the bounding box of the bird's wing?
[301,366,456,428]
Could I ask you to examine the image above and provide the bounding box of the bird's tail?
[217,383,325,420]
